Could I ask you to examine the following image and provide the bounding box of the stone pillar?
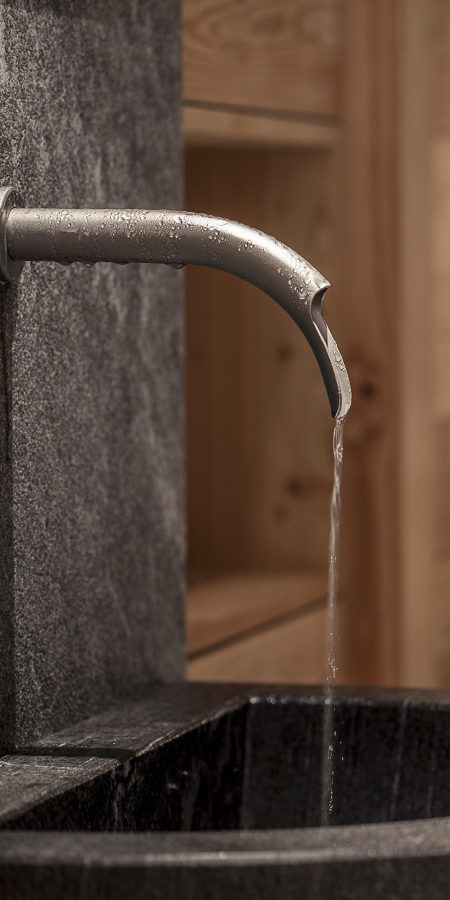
[0,0,184,750]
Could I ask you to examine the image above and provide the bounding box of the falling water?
[320,416,345,826]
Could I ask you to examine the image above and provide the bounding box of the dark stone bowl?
[1,683,450,898]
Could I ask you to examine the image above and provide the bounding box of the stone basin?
[1,682,450,898]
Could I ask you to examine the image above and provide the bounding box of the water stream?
[320,416,345,826]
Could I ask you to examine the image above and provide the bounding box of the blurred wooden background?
[183,0,450,688]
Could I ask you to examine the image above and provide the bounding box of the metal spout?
[0,186,351,418]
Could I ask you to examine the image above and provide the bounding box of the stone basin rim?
[1,682,450,855]
[2,817,450,867]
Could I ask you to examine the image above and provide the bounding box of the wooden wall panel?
[338,0,400,685]
[185,146,337,584]
[183,0,447,690]
[183,105,338,149]
[183,0,341,117]
[338,0,439,688]
[397,0,435,687]
[187,573,327,654]
[431,0,450,687]
[431,0,450,135]
[188,603,327,683]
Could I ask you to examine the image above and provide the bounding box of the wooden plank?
[183,0,341,117]
[397,0,435,686]
[183,105,338,149]
[187,572,328,655]
[183,2,441,690]
[185,146,337,585]
[430,0,450,135]
[188,604,326,683]
[337,0,437,688]
[429,1,450,687]
[431,138,450,421]
[337,1,401,686]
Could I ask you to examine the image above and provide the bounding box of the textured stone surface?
[4,683,450,832]
[3,828,450,900]
[2,685,450,897]
[0,0,184,750]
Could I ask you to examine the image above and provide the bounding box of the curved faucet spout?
[0,187,351,418]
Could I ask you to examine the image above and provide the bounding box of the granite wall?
[0,0,184,750]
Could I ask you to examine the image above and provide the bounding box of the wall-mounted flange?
[0,187,25,284]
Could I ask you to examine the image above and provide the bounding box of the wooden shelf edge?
[187,601,327,684]
[187,571,328,656]
[183,106,339,150]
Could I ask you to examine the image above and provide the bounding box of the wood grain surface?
[185,146,337,585]
[397,0,435,687]
[335,0,401,686]
[184,104,338,148]
[183,0,450,690]
[183,0,341,117]
[188,602,327,683]
[187,572,328,654]
[430,0,450,687]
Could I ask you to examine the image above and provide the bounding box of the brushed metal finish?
[2,200,351,418]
